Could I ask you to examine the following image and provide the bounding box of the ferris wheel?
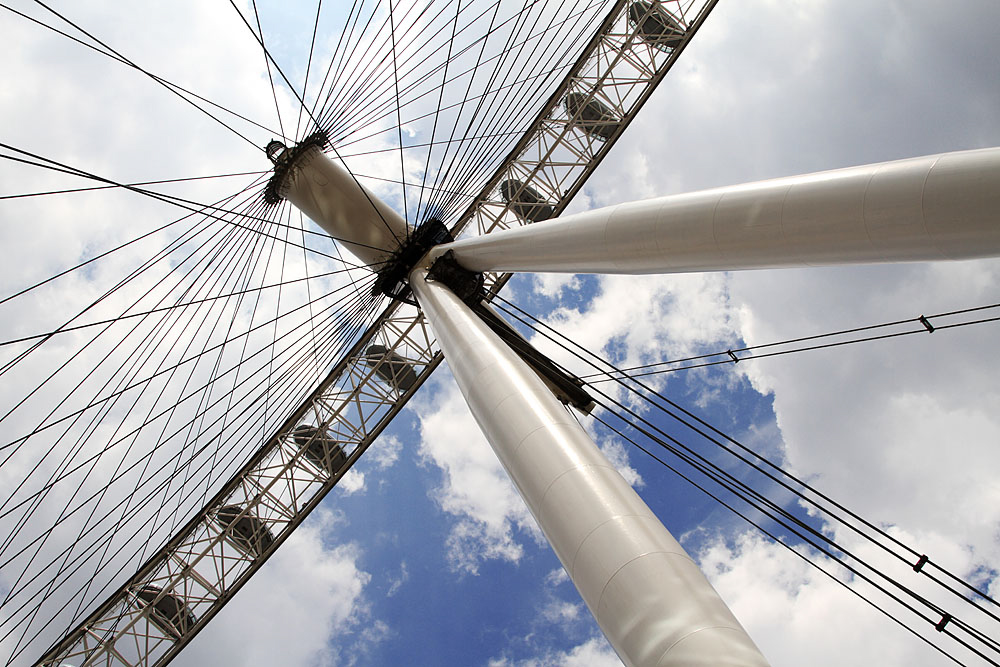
[1,1,999,666]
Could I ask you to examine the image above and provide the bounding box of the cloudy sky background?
[2,0,999,665]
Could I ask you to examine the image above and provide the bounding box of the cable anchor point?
[425,251,594,413]
[375,219,457,305]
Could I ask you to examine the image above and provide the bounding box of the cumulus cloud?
[561,1,1000,663]
[488,637,622,667]
[532,273,581,299]
[729,260,1000,561]
[700,527,998,667]
[532,272,739,379]
[337,469,367,496]
[489,566,622,667]
[412,377,539,574]
[700,259,1000,665]
[369,434,403,470]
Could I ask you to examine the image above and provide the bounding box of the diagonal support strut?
[410,266,769,667]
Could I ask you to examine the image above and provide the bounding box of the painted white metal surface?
[409,268,769,667]
[279,145,409,267]
[435,147,1000,274]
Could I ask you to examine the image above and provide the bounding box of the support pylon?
[433,148,1000,275]
[410,267,769,667]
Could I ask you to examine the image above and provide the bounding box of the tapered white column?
[410,268,768,667]
[434,148,1000,274]
[279,145,409,266]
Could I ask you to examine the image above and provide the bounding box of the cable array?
[0,1,626,659]
[582,303,1000,382]
[0,138,386,664]
[1,1,627,659]
[493,293,1000,666]
[306,0,610,228]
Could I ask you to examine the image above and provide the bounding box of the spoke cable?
[490,293,1000,662]
[23,1,271,149]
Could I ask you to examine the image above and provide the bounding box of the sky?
[1,1,999,666]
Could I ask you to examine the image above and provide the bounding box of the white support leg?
[410,268,769,667]
[434,148,1000,274]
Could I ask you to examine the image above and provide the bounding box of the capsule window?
[292,425,348,477]
[500,179,555,223]
[133,586,197,640]
[213,505,275,559]
[364,345,418,392]
[627,1,685,52]
[563,92,619,140]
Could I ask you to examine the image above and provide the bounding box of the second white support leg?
[410,268,768,667]
[432,148,1000,275]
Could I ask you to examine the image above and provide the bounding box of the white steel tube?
[410,268,769,667]
[279,145,409,267]
[435,148,1000,274]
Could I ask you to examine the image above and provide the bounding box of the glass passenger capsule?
[500,179,555,223]
[213,504,275,558]
[292,425,348,476]
[133,586,197,640]
[627,1,685,52]
[563,92,619,140]
[364,344,418,392]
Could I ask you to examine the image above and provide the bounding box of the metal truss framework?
[39,1,717,664]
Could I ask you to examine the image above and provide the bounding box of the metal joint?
[426,249,486,305]
[473,303,596,414]
[421,253,593,412]
[262,130,331,205]
[935,613,952,632]
[374,219,456,304]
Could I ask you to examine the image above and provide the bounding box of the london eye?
[1,1,999,665]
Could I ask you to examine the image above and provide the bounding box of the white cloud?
[337,469,367,496]
[543,567,569,587]
[700,528,996,667]
[534,272,739,379]
[343,618,393,667]
[728,260,1000,558]
[488,565,623,667]
[369,434,402,470]
[694,259,1000,666]
[489,637,622,667]
[564,1,1000,662]
[532,273,581,299]
[411,376,540,574]
[595,436,643,489]
[540,598,582,626]
[333,435,401,498]
[385,561,408,598]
